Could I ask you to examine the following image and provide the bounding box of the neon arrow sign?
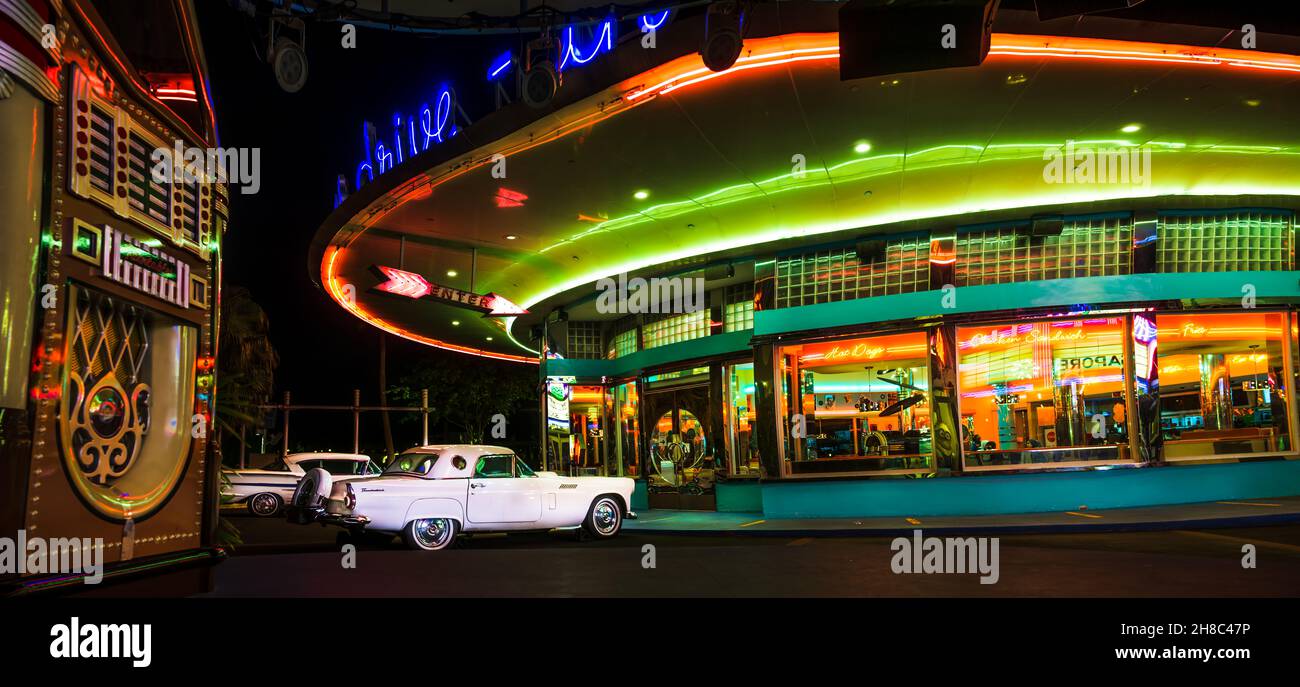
[372,265,528,316]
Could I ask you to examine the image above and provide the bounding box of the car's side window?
[297,460,319,472]
[474,454,514,478]
[514,456,536,477]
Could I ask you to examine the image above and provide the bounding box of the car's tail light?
[344,483,356,510]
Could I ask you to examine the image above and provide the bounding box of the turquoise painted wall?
[760,461,1300,518]
[631,480,648,511]
[716,480,763,512]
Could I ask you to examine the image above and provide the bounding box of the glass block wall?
[565,321,604,359]
[1157,210,1292,272]
[643,310,709,349]
[955,216,1132,286]
[607,328,638,359]
[724,283,754,332]
[775,236,930,308]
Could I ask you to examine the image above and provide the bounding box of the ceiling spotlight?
[268,17,308,93]
[701,2,743,73]
[446,270,458,278]
[853,140,872,154]
[523,35,559,109]
[633,189,650,200]
[1120,123,1142,133]
[452,320,461,326]
[504,234,518,240]
[486,336,494,341]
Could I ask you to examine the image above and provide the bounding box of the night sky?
[195,4,533,459]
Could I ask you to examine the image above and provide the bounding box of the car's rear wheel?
[582,495,623,539]
[402,518,459,551]
[248,492,282,517]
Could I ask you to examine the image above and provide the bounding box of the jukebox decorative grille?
[87,104,115,195]
[127,131,171,226]
[1157,210,1293,272]
[65,288,153,486]
[955,217,1132,286]
[776,236,929,308]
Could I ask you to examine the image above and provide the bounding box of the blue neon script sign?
[339,14,670,205]
[353,85,457,192]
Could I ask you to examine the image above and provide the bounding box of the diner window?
[779,332,932,475]
[606,382,640,477]
[724,363,759,476]
[956,317,1131,468]
[1157,312,1295,460]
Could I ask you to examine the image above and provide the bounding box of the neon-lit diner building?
[312,2,1300,517]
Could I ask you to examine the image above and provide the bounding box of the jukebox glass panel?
[779,332,933,474]
[1157,312,1294,459]
[60,284,197,520]
[956,317,1130,468]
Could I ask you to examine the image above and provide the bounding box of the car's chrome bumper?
[625,511,638,520]
[285,505,370,528]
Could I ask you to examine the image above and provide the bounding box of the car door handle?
[470,482,485,489]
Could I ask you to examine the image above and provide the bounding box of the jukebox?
[0,0,226,593]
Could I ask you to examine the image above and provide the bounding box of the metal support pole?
[353,389,361,454]
[281,391,291,457]
[239,424,246,469]
[421,388,429,445]
[540,316,548,472]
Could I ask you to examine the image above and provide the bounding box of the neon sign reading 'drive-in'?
[353,87,456,192]
[344,17,630,201]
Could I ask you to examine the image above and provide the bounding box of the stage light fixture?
[701,2,744,73]
[268,17,308,93]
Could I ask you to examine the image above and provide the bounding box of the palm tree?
[216,286,279,466]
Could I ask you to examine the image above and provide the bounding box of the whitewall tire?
[582,495,623,539]
[402,518,459,551]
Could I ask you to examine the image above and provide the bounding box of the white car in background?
[287,444,636,550]
[222,453,378,517]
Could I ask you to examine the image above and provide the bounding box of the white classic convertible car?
[286,444,637,550]
[222,452,378,516]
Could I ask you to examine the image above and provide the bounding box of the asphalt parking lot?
[201,514,1300,597]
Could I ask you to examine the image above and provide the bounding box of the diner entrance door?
[643,382,716,510]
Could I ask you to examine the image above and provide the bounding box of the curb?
[621,510,1300,538]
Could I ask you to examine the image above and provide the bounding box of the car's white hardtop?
[391,444,517,479]
[284,452,372,466]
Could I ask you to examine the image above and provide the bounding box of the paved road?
[202,515,1300,597]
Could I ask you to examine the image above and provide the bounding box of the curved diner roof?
[311,7,1300,363]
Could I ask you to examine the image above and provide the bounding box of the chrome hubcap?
[593,500,619,534]
[413,518,451,548]
[251,494,277,515]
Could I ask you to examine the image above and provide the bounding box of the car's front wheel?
[402,518,459,551]
[247,492,282,517]
[582,495,623,539]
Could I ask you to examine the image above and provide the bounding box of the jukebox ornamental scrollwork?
[65,290,153,486]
